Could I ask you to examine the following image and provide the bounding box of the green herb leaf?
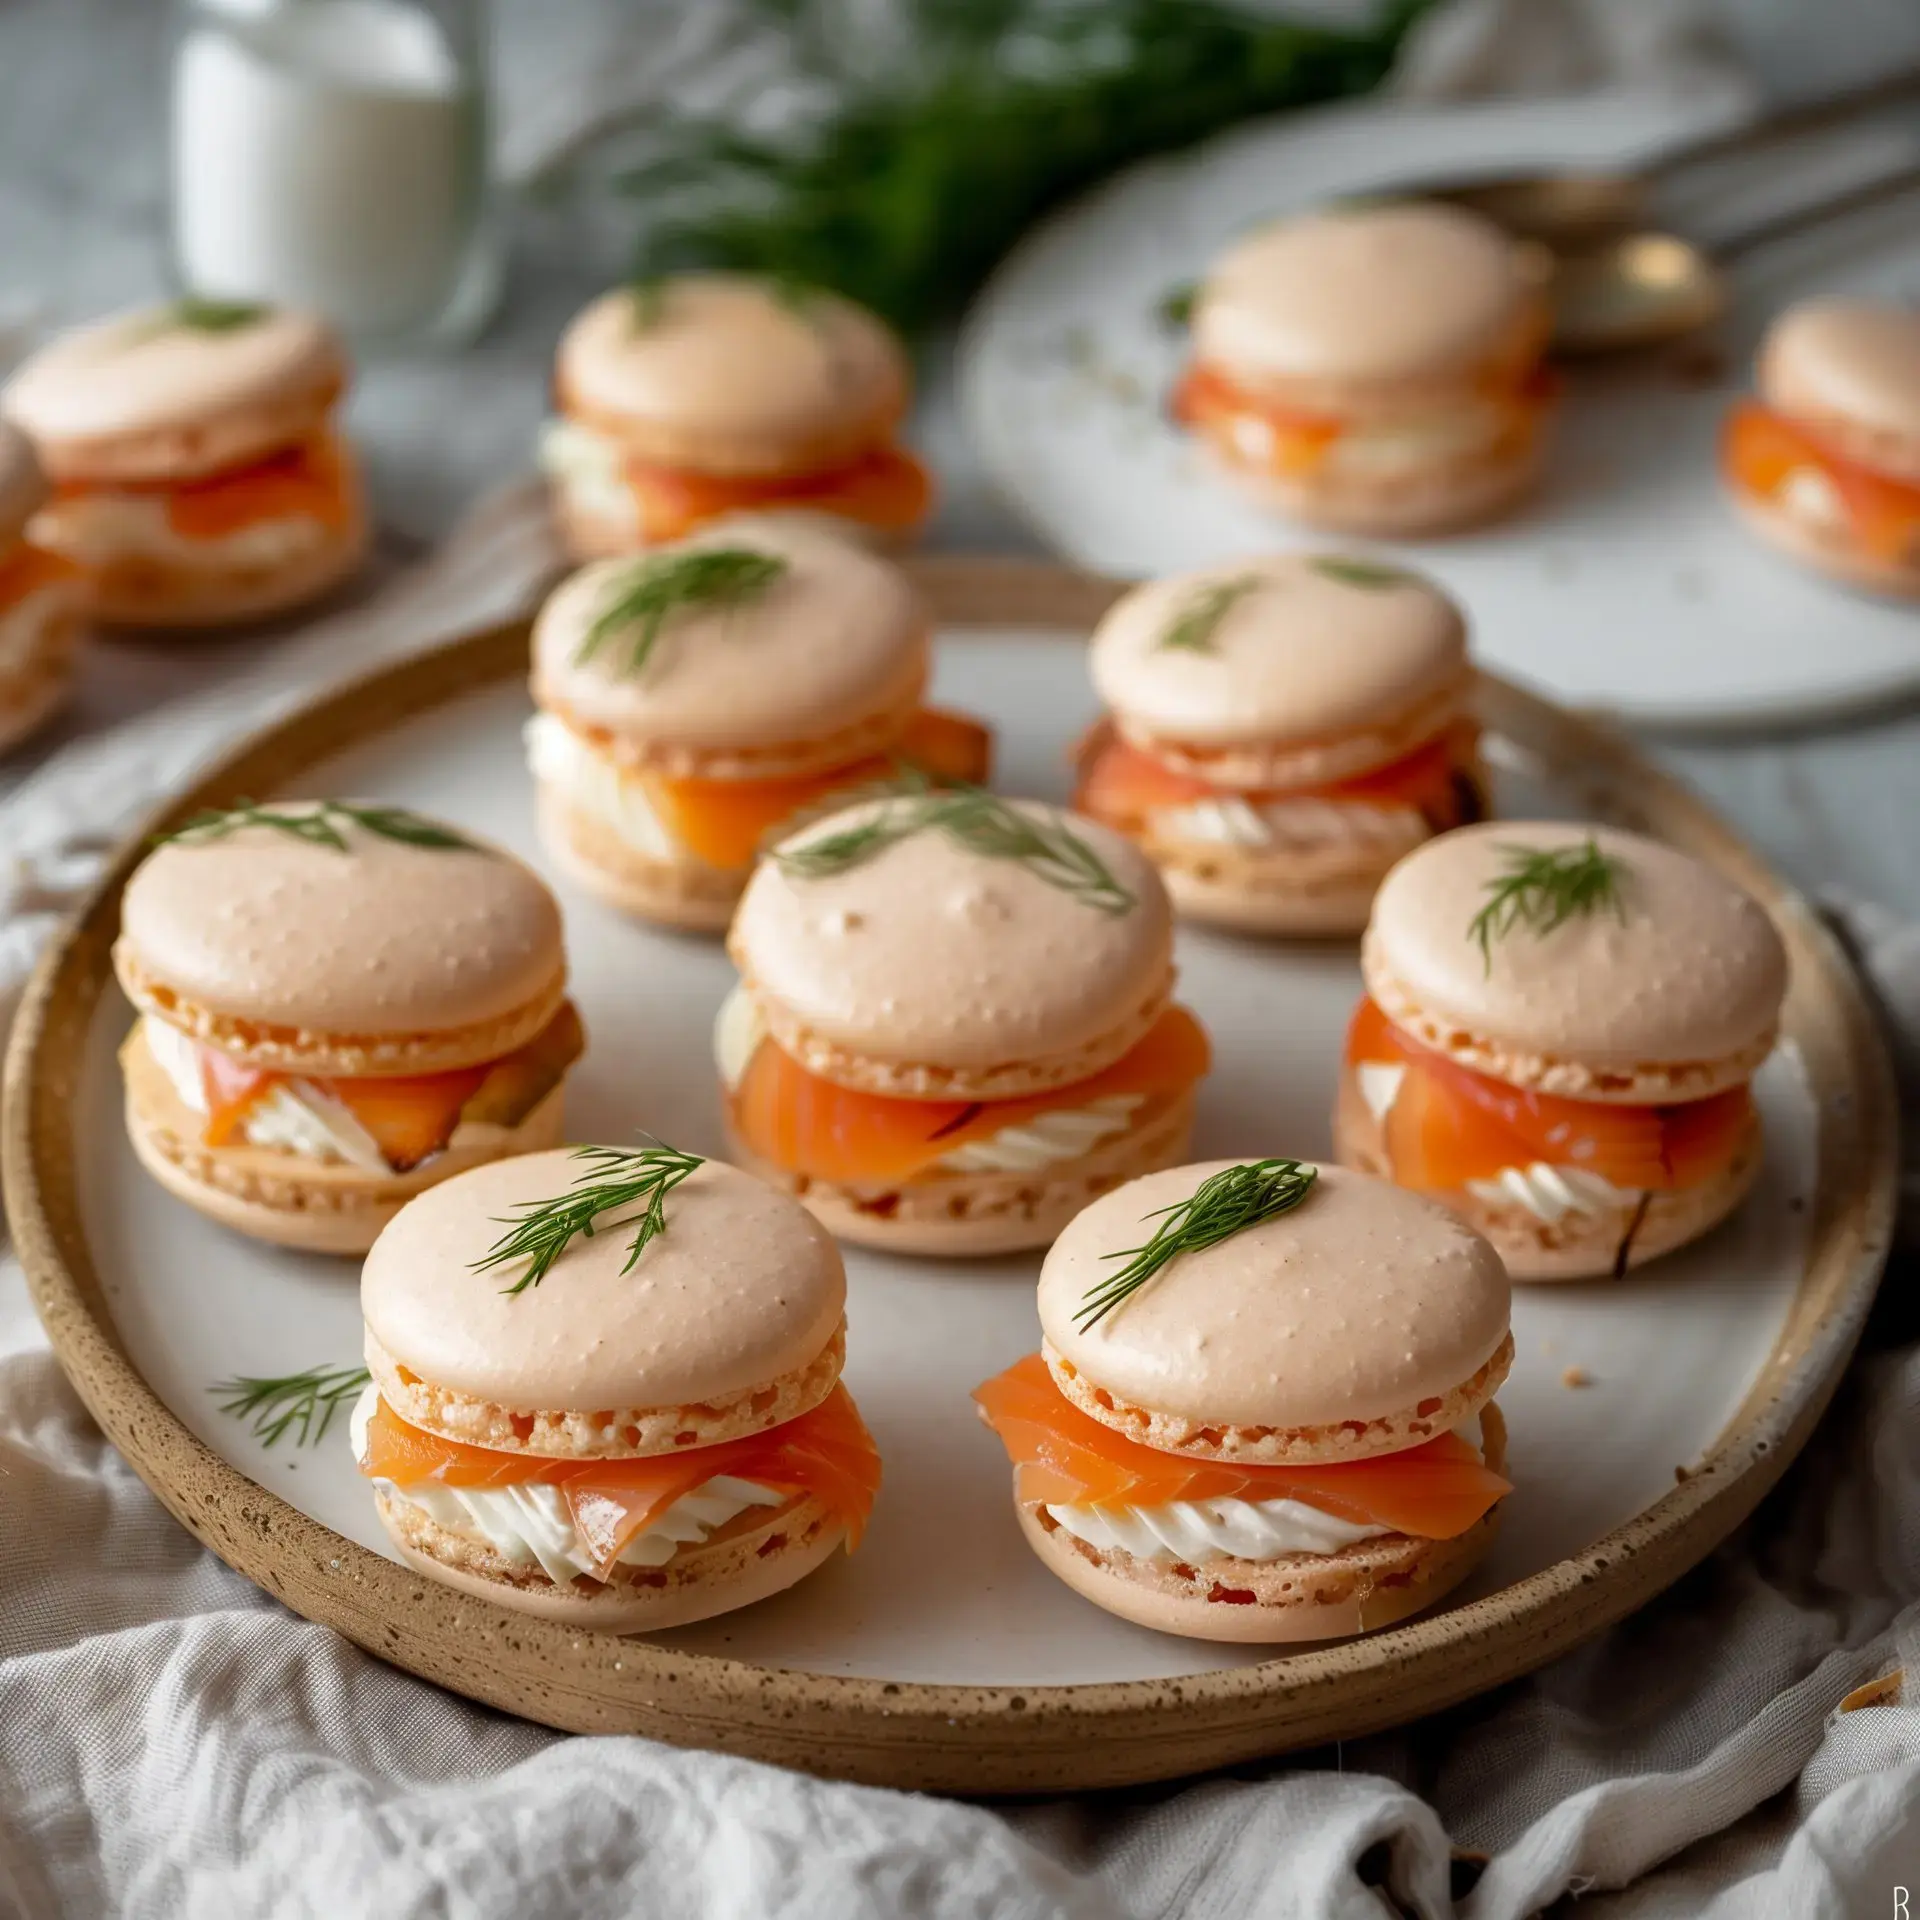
[1076,1159,1318,1330]
[212,1365,371,1449]
[629,275,672,329]
[1308,556,1418,590]
[155,800,478,853]
[1159,573,1263,652]
[473,1139,705,1295]
[1157,282,1197,330]
[775,781,1136,915]
[1467,837,1626,973]
[157,298,271,335]
[576,547,788,679]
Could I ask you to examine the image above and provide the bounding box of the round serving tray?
[3,556,1897,1794]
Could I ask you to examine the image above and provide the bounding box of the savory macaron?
[975,1159,1513,1642]
[719,790,1209,1255]
[1336,821,1788,1280]
[115,800,585,1253]
[1174,202,1555,535]
[354,1143,879,1629]
[1722,298,1920,599]
[2,300,367,626]
[528,521,990,931]
[539,272,934,560]
[1075,552,1483,934]
[0,422,83,751]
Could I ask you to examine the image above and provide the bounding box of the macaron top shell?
[1038,1161,1510,1430]
[555,274,908,457]
[1090,553,1467,751]
[732,798,1173,1073]
[121,806,565,1036]
[0,423,47,543]
[1194,203,1545,390]
[362,1152,846,1412]
[1363,821,1788,1078]
[1757,299,1920,444]
[4,304,344,451]
[532,524,927,752]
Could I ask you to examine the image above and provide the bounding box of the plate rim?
[4,554,1897,1794]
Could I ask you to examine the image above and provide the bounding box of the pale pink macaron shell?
[1193,202,1544,390]
[1038,1160,1510,1430]
[1089,553,1467,753]
[1756,298,1920,479]
[532,522,927,752]
[361,1151,846,1411]
[733,797,1173,1073]
[120,808,564,1036]
[0,421,49,543]
[1363,820,1789,1081]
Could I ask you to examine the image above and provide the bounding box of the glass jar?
[167,0,501,345]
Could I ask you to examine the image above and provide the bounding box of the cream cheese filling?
[538,416,642,542]
[1774,464,1847,532]
[1356,1058,1637,1222]
[349,1388,784,1587]
[1227,399,1509,480]
[525,712,679,860]
[32,491,334,569]
[1149,794,1425,853]
[713,983,1148,1174]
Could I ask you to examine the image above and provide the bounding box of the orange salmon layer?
[1346,996,1753,1195]
[56,431,356,543]
[622,706,991,872]
[1074,719,1482,832]
[974,1355,1509,1540]
[1172,360,1555,479]
[582,429,934,544]
[361,1383,880,1576]
[1722,401,1920,565]
[189,1001,586,1171]
[728,1004,1212,1186]
[0,540,81,613]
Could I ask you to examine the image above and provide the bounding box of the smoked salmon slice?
[1722,401,1920,565]
[1172,365,1344,474]
[361,1384,880,1575]
[729,1004,1212,1186]
[629,441,934,544]
[0,540,79,612]
[974,1355,1507,1541]
[1347,996,1752,1195]
[162,435,354,541]
[1074,720,1477,824]
[643,707,992,872]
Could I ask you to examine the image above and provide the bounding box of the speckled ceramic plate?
[5,559,1896,1792]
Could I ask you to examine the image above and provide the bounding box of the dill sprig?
[1467,837,1627,973]
[154,298,270,335]
[1076,1159,1318,1330]
[776,781,1136,915]
[155,799,477,853]
[212,1365,371,1449]
[473,1139,705,1295]
[1309,556,1417,590]
[1159,573,1264,652]
[575,547,788,678]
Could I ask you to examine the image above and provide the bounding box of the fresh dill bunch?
[473,1139,706,1295]
[575,547,788,678]
[1076,1159,1317,1329]
[775,782,1135,915]
[156,799,476,853]
[1159,573,1264,651]
[1467,837,1627,972]
[211,1365,371,1449]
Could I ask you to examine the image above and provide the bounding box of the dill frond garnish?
[212,1365,371,1449]
[1467,837,1626,972]
[574,547,787,679]
[156,800,477,853]
[1159,573,1264,651]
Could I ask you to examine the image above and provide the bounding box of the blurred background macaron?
[355,1146,878,1630]
[1174,202,1554,537]
[0,421,83,752]
[2,301,367,627]
[975,1159,1513,1642]
[719,792,1208,1255]
[1338,821,1788,1280]
[1721,298,1920,600]
[539,272,935,561]
[114,799,583,1252]
[527,522,990,931]
[1076,552,1483,935]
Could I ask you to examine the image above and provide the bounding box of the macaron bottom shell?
[1145,828,1429,939]
[1726,478,1920,604]
[536,783,745,934]
[376,1485,847,1631]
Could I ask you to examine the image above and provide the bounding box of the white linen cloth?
[2,496,1919,1920]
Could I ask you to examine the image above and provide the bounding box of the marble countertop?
[3,0,1916,917]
